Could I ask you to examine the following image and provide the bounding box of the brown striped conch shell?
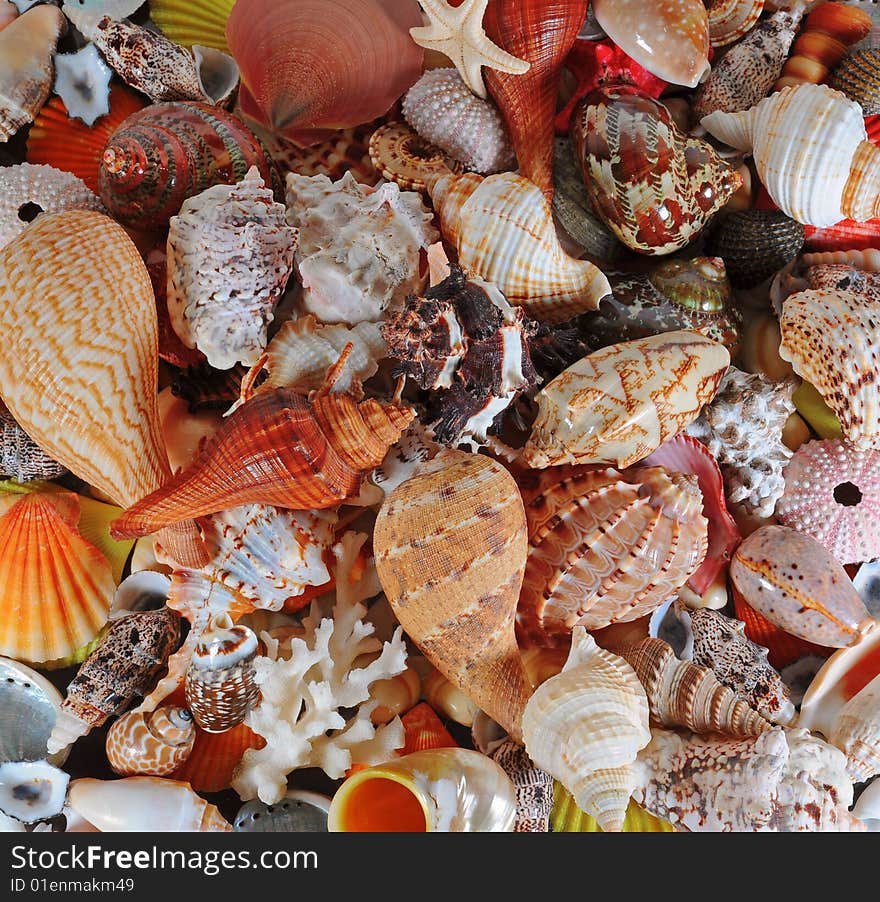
[701,84,880,226]
[516,465,708,646]
[523,331,730,470]
[706,0,765,47]
[374,449,533,742]
[105,707,195,777]
[426,170,612,323]
[521,627,651,832]
[618,637,771,736]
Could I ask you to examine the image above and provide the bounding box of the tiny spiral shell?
[105,707,195,776]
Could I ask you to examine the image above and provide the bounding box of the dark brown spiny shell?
[830,49,880,116]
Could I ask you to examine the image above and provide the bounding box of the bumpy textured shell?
[632,727,860,832]
[572,87,742,255]
[99,101,282,230]
[516,465,708,645]
[521,627,651,833]
[427,170,612,323]
[167,167,297,370]
[523,331,730,470]
[619,637,771,736]
[401,68,514,174]
[367,121,464,193]
[685,366,796,518]
[0,404,66,482]
[286,171,437,324]
[490,739,554,833]
[779,288,880,450]
[688,608,795,726]
[374,450,533,742]
[831,50,880,116]
[105,707,195,777]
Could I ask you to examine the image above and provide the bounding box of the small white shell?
[0,760,68,824]
[53,43,112,126]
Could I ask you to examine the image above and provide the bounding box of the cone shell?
[517,465,708,645]
[427,170,612,323]
[149,0,235,51]
[0,492,114,666]
[374,450,533,742]
[523,331,730,470]
[521,627,651,832]
[105,707,195,777]
[831,50,880,116]
[551,787,675,832]
[400,702,457,755]
[173,722,264,793]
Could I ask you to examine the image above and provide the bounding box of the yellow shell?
[551,784,675,832]
[105,707,195,777]
[149,0,235,51]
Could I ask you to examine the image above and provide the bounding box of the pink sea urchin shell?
[777,439,880,565]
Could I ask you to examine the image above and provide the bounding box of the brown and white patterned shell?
[516,465,708,646]
[489,738,554,833]
[367,121,464,193]
[105,707,195,776]
[0,402,66,481]
[523,331,730,470]
[831,49,880,116]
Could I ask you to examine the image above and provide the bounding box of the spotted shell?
[105,707,195,777]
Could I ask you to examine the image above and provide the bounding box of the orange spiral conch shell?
[374,450,533,743]
[516,465,709,646]
[110,387,414,539]
[105,707,195,777]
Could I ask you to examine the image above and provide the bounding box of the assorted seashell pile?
[4,0,880,837]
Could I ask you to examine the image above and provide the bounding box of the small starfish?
[410,0,530,100]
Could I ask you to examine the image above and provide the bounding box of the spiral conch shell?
[521,627,651,832]
[701,83,880,226]
[105,707,195,777]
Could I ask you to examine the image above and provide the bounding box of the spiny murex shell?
[523,331,730,469]
[521,627,650,833]
[167,166,298,370]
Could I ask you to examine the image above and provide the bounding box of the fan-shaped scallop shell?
[400,702,457,756]
[831,50,880,116]
[516,465,709,646]
[149,0,235,51]
[172,722,264,793]
[105,707,195,777]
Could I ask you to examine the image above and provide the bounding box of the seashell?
[401,67,515,175]
[167,167,297,370]
[53,43,112,127]
[831,50,880,116]
[427,170,612,323]
[551,789,674,833]
[704,210,805,288]
[521,627,651,833]
[853,778,880,831]
[99,101,282,230]
[702,84,880,227]
[367,121,464,193]
[0,4,65,141]
[185,613,260,733]
[688,608,796,726]
[110,570,171,622]
[0,162,104,252]
[802,217,880,253]
[0,761,68,824]
[149,0,235,52]
[633,727,861,832]
[234,790,331,833]
[26,85,146,194]
[618,637,771,736]
[227,0,423,145]
[802,248,880,272]
[286,170,437,325]
[516,465,708,646]
[730,524,874,648]
[374,450,533,742]
[68,777,232,832]
[588,257,741,352]
[328,748,517,832]
[105,707,195,777]
[706,0,765,47]
[591,0,710,87]
[367,661,422,727]
[0,491,114,666]
[47,608,181,756]
[774,0,872,92]
[0,1,16,31]
[523,331,730,470]
[694,8,803,120]
[172,722,264,793]
[0,401,67,482]
[855,560,880,620]
[110,388,413,539]
[0,657,64,766]
[60,0,141,41]
[777,440,880,565]
[422,666,480,728]
[480,0,586,199]
[489,738,554,833]
[799,625,880,781]
[400,702,457,755]
[779,288,880,449]
[572,87,743,255]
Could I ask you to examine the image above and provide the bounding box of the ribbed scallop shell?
[105,707,195,777]
[831,50,880,115]
[149,0,235,51]
[778,288,880,450]
[172,722,264,793]
[707,0,764,47]
[516,465,708,646]
[802,249,880,272]
[427,170,612,323]
[521,627,651,833]
[0,492,114,666]
[400,702,457,755]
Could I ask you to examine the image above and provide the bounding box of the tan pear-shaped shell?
[619,637,771,736]
[701,83,880,226]
[374,450,532,742]
[523,331,730,469]
[0,211,171,507]
[521,627,651,832]
[426,170,611,323]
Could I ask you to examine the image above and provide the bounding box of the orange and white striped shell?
[516,465,708,646]
[707,0,765,47]
[105,707,195,777]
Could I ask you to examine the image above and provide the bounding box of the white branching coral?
[232,532,407,804]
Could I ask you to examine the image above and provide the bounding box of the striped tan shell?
[374,449,533,742]
[831,50,880,116]
[706,0,765,47]
[516,465,708,646]
[105,707,195,776]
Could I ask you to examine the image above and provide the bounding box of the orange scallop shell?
[172,722,264,793]
[400,703,458,755]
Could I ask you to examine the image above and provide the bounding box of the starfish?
[410,0,529,100]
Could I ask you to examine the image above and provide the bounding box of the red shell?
[171,723,264,793]
[400,702,458,755]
